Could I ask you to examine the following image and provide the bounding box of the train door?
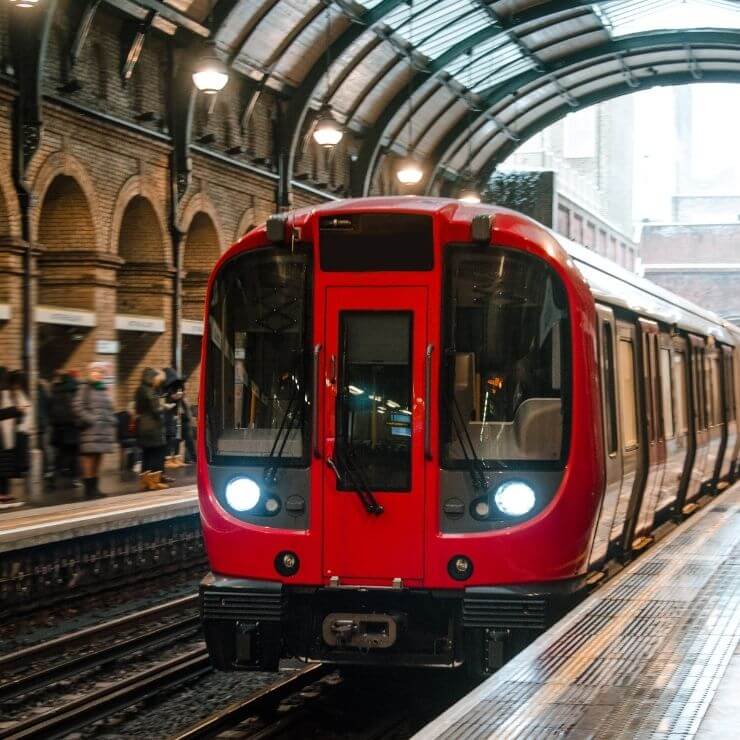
[654,333,689,517]
[630,319,666,547]
[322,286,428,585]
[717,346,736,484]
[685,335,709,506]
[589,305,622,566]
[609,321,640,551]
[704,343,724,488]
[670,336,695,517]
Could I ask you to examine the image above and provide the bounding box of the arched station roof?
[132,1,740,194]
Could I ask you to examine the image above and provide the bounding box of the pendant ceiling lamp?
[396,0,422,186]
[313,5,343,148]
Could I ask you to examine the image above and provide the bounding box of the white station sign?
[182,319,204,336]
[115,314,165,333]
[36,306,97,327]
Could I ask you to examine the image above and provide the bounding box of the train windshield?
[443,246,570,466]
[206,247,310,464]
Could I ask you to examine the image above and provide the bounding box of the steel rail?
[172,663,331,740]
[0,593,198,670]
[0,614,201,701]
[0,646,211,740]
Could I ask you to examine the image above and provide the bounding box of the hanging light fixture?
[313,105,343,148]
[396,156,424,185]
[313,5,343,148]
[8,0,41,6]
[396,0,421,187]
[192,41,229,94]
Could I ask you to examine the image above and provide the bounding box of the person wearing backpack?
[73,362,116,499]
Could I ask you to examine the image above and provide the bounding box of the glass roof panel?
[598,0,740,37]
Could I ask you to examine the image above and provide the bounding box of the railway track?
[0,594,205,738]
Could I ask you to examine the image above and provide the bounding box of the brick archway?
[178,190,225,254]
[115,193,173,405]
[0,169,21,239]
[31,152,102,250]
[111,176,169,261]
[182,209,221,397]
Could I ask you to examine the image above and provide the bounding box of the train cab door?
[321,286,428,586]
[704,343,724,488]
[630,319,666,547]
[588,305,622,566]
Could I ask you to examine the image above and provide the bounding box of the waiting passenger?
[136,368,168,491]
[8,370,32,481]
[50,372,81,486]
[0,367,26,502]
[73,362,116,499]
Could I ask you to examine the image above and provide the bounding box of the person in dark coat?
[161,367,188,470]
[136,367,168,490]
[49,372,81,484]
[0,367,26,502]
[73,362,116,499]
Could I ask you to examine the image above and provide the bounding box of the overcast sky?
[632,83,740,222]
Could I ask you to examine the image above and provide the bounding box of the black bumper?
[200,574,584,671]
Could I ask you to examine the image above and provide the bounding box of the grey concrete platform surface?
[0,485,199,554]
[415,484,740,739]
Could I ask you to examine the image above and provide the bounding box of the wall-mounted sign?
[115,314,165,333]
[36,306,97,327]
[182,319,204,336]
[96,340,120,355]
[0,303,10,321]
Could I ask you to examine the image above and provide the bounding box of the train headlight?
[493,481,536,517]
[225,477,261,512]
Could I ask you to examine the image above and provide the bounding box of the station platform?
[0,484,199,554]
[416,484,740,739]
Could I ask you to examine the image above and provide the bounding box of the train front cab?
[197,205,605,675]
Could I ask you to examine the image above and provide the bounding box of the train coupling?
[322,612,401,649]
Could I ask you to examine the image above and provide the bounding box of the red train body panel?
[196,197,736,673]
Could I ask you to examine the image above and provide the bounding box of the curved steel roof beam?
[277,0,411,207]
[455,54,740,189]
[354,0,607,194]
[423,28,740,193]
[473,69,740,188]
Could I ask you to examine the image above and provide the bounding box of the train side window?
[601,322,618,455]
[672,351,688,435]
[618,338,638,450]
[710,354,722,426]
[694,350,706,430]
[659,348,674,440]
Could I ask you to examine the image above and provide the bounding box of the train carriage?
[198,197,739,676]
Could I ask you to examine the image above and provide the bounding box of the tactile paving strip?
[415,487,740,740]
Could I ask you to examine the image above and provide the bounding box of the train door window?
[672,351,688,435]
[693,350,706,430]
[337,312,412,491]
[659,347,674,439]
[618,338,638,450]
[601,322,618,455]
[709,354,722,426]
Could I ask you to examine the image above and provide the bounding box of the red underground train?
[197,197,740,676]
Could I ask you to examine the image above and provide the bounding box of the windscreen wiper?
[330,442,384,516]
[263,371,302,484]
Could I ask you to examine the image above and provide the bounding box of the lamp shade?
[192,45,229,94]
[313,108,343,148]
[396,156,423,185]
[8,0,41,6]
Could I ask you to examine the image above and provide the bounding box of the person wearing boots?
[136,368,168,491]
[72,362,116,499]
[161,367,186,477]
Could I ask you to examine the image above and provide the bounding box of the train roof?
[259,197,740,345]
